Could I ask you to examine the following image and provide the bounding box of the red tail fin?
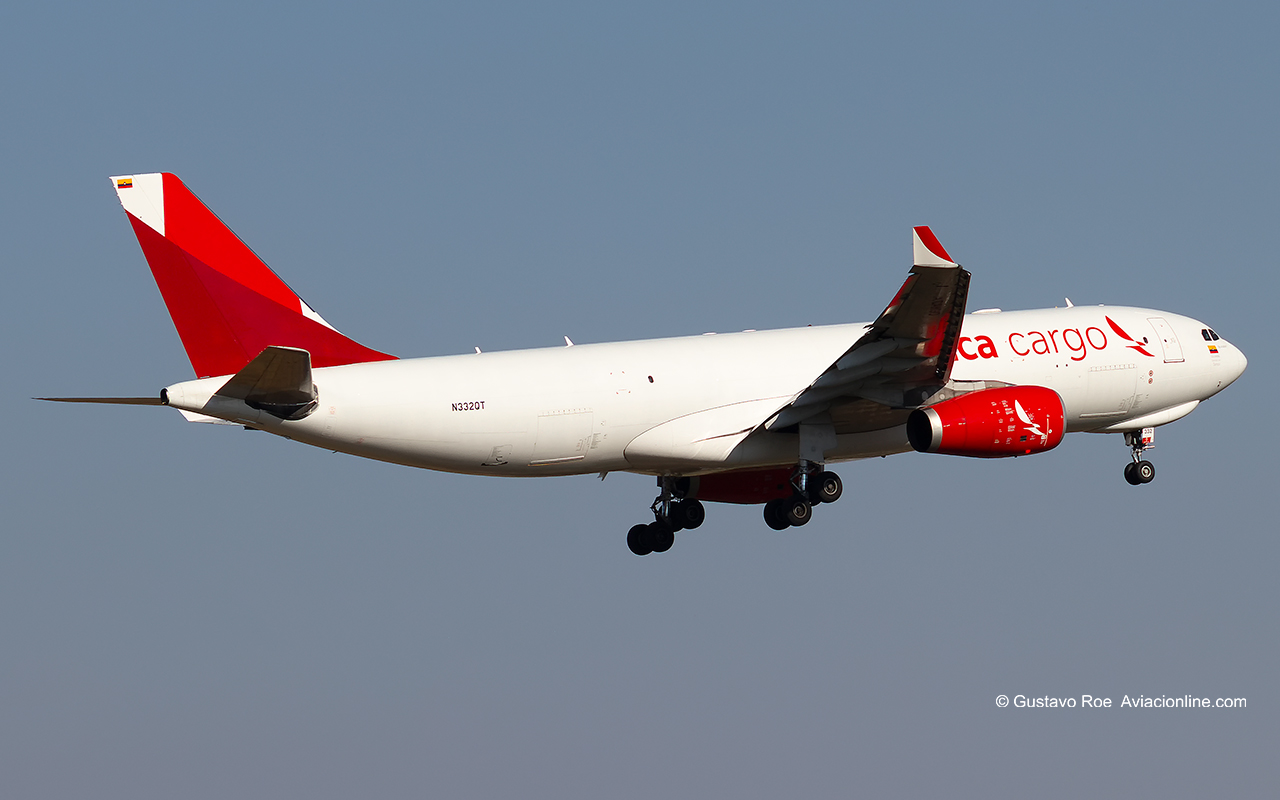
[111,173,395,378]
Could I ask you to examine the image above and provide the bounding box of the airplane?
[43,173,1248,555]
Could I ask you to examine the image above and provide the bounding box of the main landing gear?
[763,462,843,531]
[625,465,845,554]
[1123,428,1156,485]
[627,477,705,556]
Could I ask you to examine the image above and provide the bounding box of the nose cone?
[1209,332,1247,393]
[1225,340,1247,385]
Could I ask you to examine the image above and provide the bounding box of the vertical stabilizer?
[111,173,395,378]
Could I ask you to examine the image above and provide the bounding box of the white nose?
[1217,338,1247,389]
[1228,342,1248,383]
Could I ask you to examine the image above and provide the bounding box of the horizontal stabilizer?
[178,409,242,425]
[37,396,164,405]
[215,346,318,420]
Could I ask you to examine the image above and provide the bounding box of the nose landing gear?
[1123,428,1156,485]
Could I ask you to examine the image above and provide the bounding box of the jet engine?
[907,385,1065,458]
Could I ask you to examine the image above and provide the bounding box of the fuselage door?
[530,410,594,466]
[1147,317,1185,363]
[1082,363,1139,421]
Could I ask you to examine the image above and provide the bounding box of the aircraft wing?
[766,226,971,434]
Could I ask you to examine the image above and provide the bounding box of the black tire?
[763,499,790,530]
[815,471,843,504]
[1123,463,1141,485]
[649,521,675,553]
[673,499,706,530]
[627,524,653,556]
[1136,460,1155,484]
[784,496,812,527]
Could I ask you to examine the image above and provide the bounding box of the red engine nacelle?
[907,385,1065,458]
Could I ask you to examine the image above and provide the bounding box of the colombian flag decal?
[1208,344,1219,354]
[116,178,133,189]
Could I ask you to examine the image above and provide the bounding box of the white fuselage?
[163,305,1246,477]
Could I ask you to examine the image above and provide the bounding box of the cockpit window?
[1210,329,1220,341]
[1202,329,1212,341]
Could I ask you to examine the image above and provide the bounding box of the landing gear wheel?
[814,471,843,504]
[627,524,653,556]
[1136,460,1155,484]
[1123,430,1157,486]
[1123,463,1140,485]
[649,521,675,553]
[671,499,706,530]
[763,499,791,530]
[783,496,812,527]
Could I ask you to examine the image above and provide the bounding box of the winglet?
[913,226,957,267]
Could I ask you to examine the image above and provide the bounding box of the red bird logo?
[1105,316,1155,357]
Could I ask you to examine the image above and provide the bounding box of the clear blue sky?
[3,2,1276,797]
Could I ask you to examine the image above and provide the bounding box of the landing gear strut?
[1123,428,1156,485]
[761,462,842,530]
[626,477,705,556]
